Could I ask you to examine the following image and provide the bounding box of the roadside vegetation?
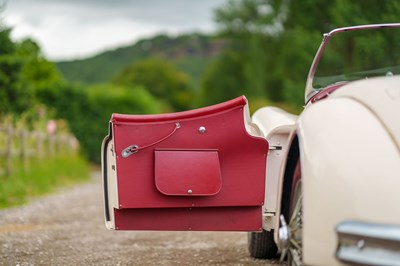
[0,155,89,208]
[0,23,92,208]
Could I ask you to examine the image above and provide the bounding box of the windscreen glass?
[313,27,400,90]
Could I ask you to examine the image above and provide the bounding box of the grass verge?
[0,155,91,209]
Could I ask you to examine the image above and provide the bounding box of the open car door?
[102,96,268,231]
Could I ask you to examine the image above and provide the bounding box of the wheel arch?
[279,135,300,224]
[281,134,300,220]
[271,133,301,248]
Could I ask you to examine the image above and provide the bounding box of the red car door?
[102,96,268,231]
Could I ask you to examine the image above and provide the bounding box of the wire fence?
[0,124,78,176]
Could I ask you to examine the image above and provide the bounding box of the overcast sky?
[2,0,227,61]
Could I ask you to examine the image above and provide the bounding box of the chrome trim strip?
[337,246,400,266]
[336,220,400,266]
[337,220,400,242]
[102,122,113,222]
[305,23,400,103]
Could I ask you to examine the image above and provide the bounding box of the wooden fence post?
[20,130,28,169]
[48,134,55,157]
[36,131,43,159]
[5,125,13,176]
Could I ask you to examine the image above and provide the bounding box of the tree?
[201,0,287,106]
[0,28,33,115]
[17,38,63,89]
[201,49,246,105]
[0,26,66,117]
[204,0,400,108]
[113,58,194,111]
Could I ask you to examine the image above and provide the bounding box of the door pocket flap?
[155,150,222,196]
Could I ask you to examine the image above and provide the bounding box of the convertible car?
[102,24,400,265]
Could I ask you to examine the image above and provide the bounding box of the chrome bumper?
[336,221,400,266]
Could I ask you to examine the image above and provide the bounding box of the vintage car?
[102,23,400,265]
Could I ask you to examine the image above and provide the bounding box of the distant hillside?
[55,33,225,87]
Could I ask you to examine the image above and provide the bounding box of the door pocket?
[154,149,222,196]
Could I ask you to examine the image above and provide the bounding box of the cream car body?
[298,77,400,265]
[250,24,400,265]
[252,75,400,266]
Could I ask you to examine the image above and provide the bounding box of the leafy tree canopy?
[113,58,194,111]
[203,0,400,109]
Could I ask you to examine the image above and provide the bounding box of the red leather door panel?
[103,96,268,231]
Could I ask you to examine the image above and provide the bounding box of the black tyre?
[247,229,278,259]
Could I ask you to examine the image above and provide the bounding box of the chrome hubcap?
[279,181,303,265]
[278,215,290,251]
[288,181,302,266]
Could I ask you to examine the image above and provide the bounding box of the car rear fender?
[252,107,298,231]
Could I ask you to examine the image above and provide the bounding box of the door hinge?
[269,146,282,150]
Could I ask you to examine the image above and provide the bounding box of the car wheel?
[247,229,278,259]
[287,160,302,266]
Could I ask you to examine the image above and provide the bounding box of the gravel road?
[0,172,282,265]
